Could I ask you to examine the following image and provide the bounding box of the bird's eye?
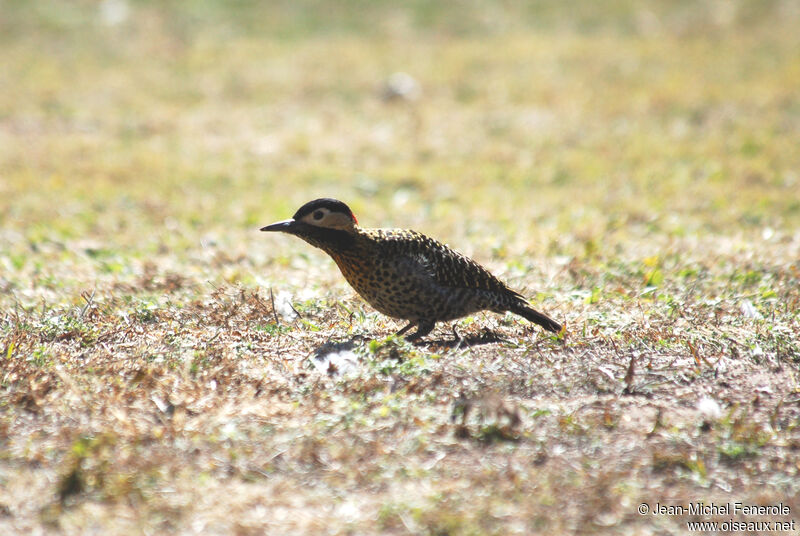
[313,210,324,221]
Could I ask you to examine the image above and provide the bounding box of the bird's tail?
[511,301,563,333]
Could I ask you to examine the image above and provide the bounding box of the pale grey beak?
[260,219,296,232]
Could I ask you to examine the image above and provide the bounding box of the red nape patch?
[351,212,358,224]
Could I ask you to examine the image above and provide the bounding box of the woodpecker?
[261,198,562,340]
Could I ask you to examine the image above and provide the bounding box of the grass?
[2,0,800,534]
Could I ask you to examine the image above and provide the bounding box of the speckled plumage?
[261,198,562,340]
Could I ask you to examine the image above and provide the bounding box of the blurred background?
[1,0,799,296]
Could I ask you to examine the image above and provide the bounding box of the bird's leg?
[451,324,469,350]
[451,324,463,342]
[405,320,434,341]
[396,323,415,336]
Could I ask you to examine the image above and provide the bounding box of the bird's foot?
[400,320,434,343]
[395,323,414,337]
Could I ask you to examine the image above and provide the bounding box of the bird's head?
[261,198,359,250]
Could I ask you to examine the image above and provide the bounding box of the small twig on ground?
[269,288,280,326]
[647,408,664,437]
[623,352,636,394]
[289,301,304,319]
[79,289,95,319]
[206,330,222,344]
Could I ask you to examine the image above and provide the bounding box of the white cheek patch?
[301,209,354,230]
[324,212,355,229]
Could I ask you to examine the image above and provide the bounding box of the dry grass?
[2,1,800,534]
